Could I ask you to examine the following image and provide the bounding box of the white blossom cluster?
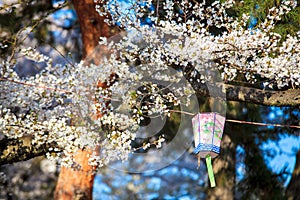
[0,49,101,167]
[95,0,299,89]
[1,0,299,169]
[91,0,300,166]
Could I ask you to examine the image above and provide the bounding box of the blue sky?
[262,136,300,186]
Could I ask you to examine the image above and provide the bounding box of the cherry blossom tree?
[0,0,299,199]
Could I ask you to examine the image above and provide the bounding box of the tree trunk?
[54,149,96,200]
[54,1,118,199]
[207,134,236,200]
[286,150,300,200]
[72,0,118,58]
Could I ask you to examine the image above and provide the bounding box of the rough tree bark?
[191,80,300,107]
[286,150,300,199]
[207,134,236,200]
[54,0,118,199]
[72,0,118,58]
[0,136,56,165]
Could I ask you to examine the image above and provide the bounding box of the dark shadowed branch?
[224,84,300,107]
[184,66,300,107]
[0,136,57,165]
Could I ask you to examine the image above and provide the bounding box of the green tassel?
[206,155,216,187]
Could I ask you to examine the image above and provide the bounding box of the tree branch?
[0,136,56,165]
[194,82,300,107]
[184,64,300,107]
[224,84,300,107]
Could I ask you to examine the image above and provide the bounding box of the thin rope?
[169,110,300,129]
[225,119,300,129]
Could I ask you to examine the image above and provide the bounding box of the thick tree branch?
[181,60,300,107]
[184,64,300,107]
[0,136,55,165]
[194,82,300,106]
[224,84,300,107]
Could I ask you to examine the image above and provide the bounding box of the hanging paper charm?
[192,112,225,187]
